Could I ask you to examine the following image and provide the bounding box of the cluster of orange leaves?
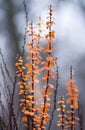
[16,7,56,128]
[38,5,57,130]
[57,68,79,130]
[57,96,68,130]
[66,79,79,109]
[16,5,80,130]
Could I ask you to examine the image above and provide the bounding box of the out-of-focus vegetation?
[0,0,85,129]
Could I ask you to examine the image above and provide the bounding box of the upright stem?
[48,64,59,130]
[31,22,35,130]
[70,66,75,130]
[40,5,52,129]
[23,0,28,56]
[61,96,65,130]
[78,100,83,130]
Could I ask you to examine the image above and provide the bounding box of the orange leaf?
[21,117,27,122]
[50,62,55,66]
[27,42,33,46]
[48,83,55,88]
[47,90,52,95]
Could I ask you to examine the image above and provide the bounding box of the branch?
[48,62,59,130]
[22,0,28,56]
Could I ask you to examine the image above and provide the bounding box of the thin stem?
[22,0,28,56]
[70,66,75,130]
[48,63,59,130]
[78,100,83,130]
[40,5,52,129]
[30,21,35,130]
[61,96,65,130]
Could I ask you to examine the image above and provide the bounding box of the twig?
[48,63,59,130]
[78,100,83,130]
[0,49,14,84]
[22,0,28,56]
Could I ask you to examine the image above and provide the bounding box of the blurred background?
[0,0,85,129]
